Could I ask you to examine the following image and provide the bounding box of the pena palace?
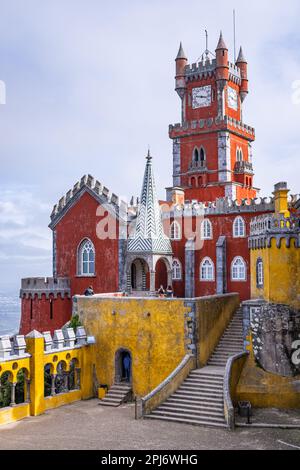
[19,32,300,335]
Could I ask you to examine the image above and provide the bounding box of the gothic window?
[193,148,199,162]
[200,147,206,166]
[231,257,246,281]
[200,257,215,281]
[236,147,243,162]
[201,219,213,240]
[170,221,181,240]
[256,258,264,288]
[233,216,246,238]
[78,239,95,276]
[172,259,182,280]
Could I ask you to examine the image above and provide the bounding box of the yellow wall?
[236,353,300,408]
[251,238,300,309]
[0,334,95,426]
[196,294,240,367]
[76,297,189,397]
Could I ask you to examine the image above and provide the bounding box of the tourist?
[166,285,174,298]
[157,285,165,297]
[84,285,94,296]
[123,354,131,382]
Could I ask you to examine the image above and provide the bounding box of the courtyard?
[0,400,299,451]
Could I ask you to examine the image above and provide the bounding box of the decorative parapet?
[20,277,71,299]
[0,334,30,361]
[183,59,241,84]
[49,174,130,229]
[162,196,275,219]
[42,327,88,353]
[234,161,254,174]
[249,214,300,249]
[169,115,255,140]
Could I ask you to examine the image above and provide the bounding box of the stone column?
[216,236,227,295]
[149,271,156,294]
[51,374,56,396]
[75,368,81,390]
[185,240,195,298]
[167,270,173,289]
[25,379,31,403]
[11,382,17,406]
[63,373,69,393]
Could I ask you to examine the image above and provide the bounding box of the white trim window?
[231,257,246,281]
[170,221,181,241]
[236,147,243,162]
[257,259,264,287]
[201,219,213,240]
[172,259,182,280]
[78,239,95,276]
[233,216,246,238]
[200,257,215,281]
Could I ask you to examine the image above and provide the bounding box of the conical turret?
[236,46,248,102]
[215,31,229,82]
[175,42,188,101]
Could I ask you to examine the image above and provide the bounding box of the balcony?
[188,161,207,173]
[234,161,254,174]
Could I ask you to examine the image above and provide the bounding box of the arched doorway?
[130,259,149,292]
[155,258,168,291]
[115,349,132,384]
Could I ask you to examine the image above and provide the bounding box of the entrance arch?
[155,258,168,290]
[129,258,149,292]
[115,348,132,384]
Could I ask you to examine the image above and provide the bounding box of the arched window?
[200,147,206,167]
[231,257,246,281]
[201,219,213,240]
[236,147,243,162]
[172,259,182,280]
[170,221,181,241]
[78,239,95,276]
[193,148,199,162]
[200,257,215,281]
[256,258,264,288]
[233,216,246,238]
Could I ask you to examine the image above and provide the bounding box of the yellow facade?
[251,237,300,309]
[75,293,240,398]
[0,330,95,426]
[76,297,189,398]
[250,182,300,309]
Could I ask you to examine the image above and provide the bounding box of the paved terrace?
[0,400,299,450]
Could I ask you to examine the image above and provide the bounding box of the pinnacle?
[216,31,228,51]
[236,46,247,63]
[176,42,187,60]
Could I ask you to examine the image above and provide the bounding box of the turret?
[175,42,187,100]
[215,32,229,82]
[236,47,248,103]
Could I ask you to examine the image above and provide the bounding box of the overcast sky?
[0,0,300,295]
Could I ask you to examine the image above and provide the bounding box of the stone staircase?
[99,383,132,407]
[145,309,244,427]
[207,308,244,367]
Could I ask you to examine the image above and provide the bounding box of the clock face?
[192,86,212,109]
[227,86,238,110]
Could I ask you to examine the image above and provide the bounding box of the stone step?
[167,397,224,409]
[145,414,227,428]
[174,390,223,399]
[168,395,224,406]
[189,371,224,379]
[163,401,224,413]
[157,405,224,419]
[182,382,223,391]
[184,378,223,386]
[151,409,226,425]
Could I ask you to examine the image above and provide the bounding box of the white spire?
[127,151,172,254]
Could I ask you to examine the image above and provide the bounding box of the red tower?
[168,32,257,203]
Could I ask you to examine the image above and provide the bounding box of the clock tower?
[168,32,257,203]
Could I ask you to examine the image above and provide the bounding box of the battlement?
[169,115,255,139]
[250,214,300,236]
[20,277,71,299]
[50,174,129,228]
[249,214,300,249]
[0,327,88,361]
[184,59,241,84]
[162,196,275,218]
